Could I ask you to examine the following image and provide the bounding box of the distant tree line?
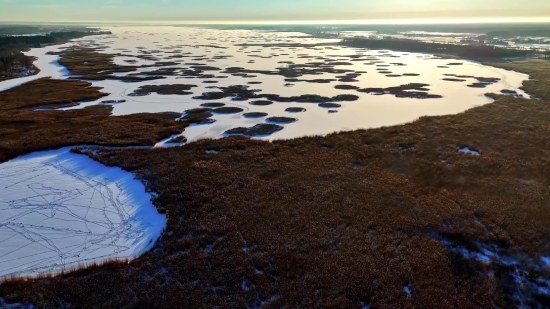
[341,37,540,59]
[486,29,550,39]
[0,31,111,48]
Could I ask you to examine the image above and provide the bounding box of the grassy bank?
[0,78,187,162]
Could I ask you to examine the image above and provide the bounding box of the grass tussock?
[1,60,550,308]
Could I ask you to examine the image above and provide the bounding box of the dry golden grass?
[0,77,107,110]
[1,60,550,308]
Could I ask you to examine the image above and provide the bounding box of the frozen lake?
[0,26,530,142]
[0,148,165,280]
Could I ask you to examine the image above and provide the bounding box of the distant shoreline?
[0,30,111,82]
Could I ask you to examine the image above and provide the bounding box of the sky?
[0,0,549,23]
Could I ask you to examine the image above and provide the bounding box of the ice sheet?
[0,26,530,143]
[0,148,166,279]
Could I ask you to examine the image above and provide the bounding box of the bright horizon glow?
[1,0,549,23]
[2,17,549,26]
[118,17,550,25]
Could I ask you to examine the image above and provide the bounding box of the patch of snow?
[0,148,166,280]
[0,298,35,309]
[403,282,412,297]
[204,244,214,253]
[361,301,371,309]
[154,133,186,148]
[242,278,250,291]
[439,237,494,263]
[399,145,415,152]
[436,232,550,305]
[538,286,550,295]
[458,147,480,155]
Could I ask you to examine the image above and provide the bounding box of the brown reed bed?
[0,77,107,110]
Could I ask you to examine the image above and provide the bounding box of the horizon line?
[1,17,550,25]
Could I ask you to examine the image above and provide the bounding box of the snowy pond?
[0,148,165,279]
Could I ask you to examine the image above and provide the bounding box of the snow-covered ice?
[404,283,412,296]
[458,147,480,155]
[0,148,166,280]
[0,297,34,309]
[0,26,530,143]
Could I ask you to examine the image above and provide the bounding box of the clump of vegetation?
[212,107,244,114]
[285,107,306,113]
[184,107,211,115]
[443,78,467,82]
[243,112,268,118]
[335,84,360,90]
[225,123,283,136]
[266,116,297,124]
[129,84,197,96]
[357,83,442,99]
[249,100,273,106]
[319,102,342,108]
[179,111,215,124]
[200,102,225,107]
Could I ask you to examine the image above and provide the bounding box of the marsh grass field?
[1,25,550,308]
[0,56,549,308]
